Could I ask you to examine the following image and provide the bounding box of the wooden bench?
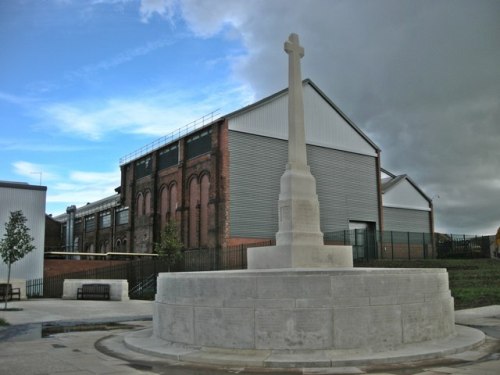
[0,283,21,301]
[77,283,110,300]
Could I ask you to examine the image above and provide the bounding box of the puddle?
[0,322,136,342]
[42,322,134,338]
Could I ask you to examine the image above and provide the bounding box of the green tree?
[154,220,183,272]
[0,211,35,310]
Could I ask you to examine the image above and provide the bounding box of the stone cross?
[275,33,323,249]
[284,33,307,169]
[246,33,353,269]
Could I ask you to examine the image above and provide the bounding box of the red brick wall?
[44,259,128,277]
[121,120,230,252]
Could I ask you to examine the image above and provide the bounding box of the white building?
[381,169,433,233]
[0,181,46,282]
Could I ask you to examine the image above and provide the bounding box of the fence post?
[391,231,394,260]
[423,232,426,259]
[408,231,411,260]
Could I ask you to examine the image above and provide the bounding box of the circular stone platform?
[125,268,485,368]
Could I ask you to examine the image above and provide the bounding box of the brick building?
[54,79,434,256]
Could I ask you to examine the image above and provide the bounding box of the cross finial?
[284,33,304,58]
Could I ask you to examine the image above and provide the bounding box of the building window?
[186,128,212,159]
[144,191,151,214]
[85,215,95,232]
[86,243,95,253]
[160,186,169,229]
[170,183,177,222]
[99,210,111,228]
[159,143,179,170]
[200,174,210,247]
[74,218,82,233]
[189,177,199,248]
[135,157,152,179]
[137,193,144,216]
[116,207,129,225]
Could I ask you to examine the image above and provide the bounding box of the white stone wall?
[154,268,455,351]
[62,279,129,301]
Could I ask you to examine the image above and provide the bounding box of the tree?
[0,211,35,309]
[154,220,183,272]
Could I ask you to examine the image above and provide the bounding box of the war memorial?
[125,34,484,368]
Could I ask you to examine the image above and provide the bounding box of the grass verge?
[356,259,500,310]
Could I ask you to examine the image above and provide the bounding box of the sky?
[1,0,499,235]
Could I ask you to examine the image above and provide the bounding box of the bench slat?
[0,283,21,301]
[77,283,110,300]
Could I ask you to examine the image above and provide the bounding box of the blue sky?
[1,0,499,235]
[1,0,254,217]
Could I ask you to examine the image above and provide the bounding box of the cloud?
[0,91,40,106]
[40,82,254,141]
[65,37,177,81]
[139,0,175,23]
[12,161,58,183]
[161,0,500,235]
[12,160,121,215]
[47,172,120,214]
[0,138,87,153]
[69,170,121,184]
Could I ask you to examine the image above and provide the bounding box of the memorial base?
[122,267,485,368]
[247,244,353,269]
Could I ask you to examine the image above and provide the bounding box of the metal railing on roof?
[119,109,221,166]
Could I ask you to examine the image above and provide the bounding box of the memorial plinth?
[124,267,484,368]
[152,268,456,351]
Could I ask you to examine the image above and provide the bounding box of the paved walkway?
[0,300,499,374]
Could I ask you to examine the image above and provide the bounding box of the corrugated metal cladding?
[0,185,46,280]
[228,83,377,157]
[383,207,431,233]
[228,131,379,238]
[384,179,430,211]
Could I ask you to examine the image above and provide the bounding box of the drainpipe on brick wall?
[375,151,384,258]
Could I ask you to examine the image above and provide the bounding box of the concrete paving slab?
[1,299,500,374]
[122,324,484,368]
[302,367,364,374]
[0,298,153,325]
[455,305,500,326]
[444,350,487,361]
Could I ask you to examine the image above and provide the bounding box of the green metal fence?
[28,231,491,299]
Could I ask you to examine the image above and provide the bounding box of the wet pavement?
[1,300,500,374]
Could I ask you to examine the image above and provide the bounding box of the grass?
[0,317,8,326]
[356,259,500,310]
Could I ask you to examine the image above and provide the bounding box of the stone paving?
[0,300,500,374]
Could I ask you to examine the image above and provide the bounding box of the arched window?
[160,186,169,228]
[189,177,199,248]
[200,174,210,247]
[169,183,177,222]
[136,193,144,216]
[122,239,127,252]
[144,190,152,215]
